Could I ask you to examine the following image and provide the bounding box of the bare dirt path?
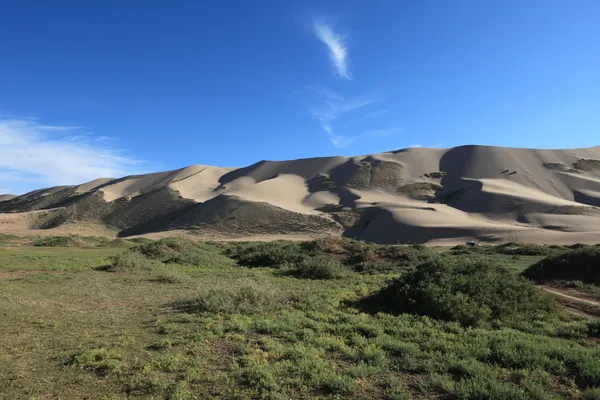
[542,287,600,307]
[541,286,600,318]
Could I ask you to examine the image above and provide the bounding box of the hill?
[2,145,600,243]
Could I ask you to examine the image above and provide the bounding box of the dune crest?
[1,145,600,244]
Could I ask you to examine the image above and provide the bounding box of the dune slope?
[1,145,600,244]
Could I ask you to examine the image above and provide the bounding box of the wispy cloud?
[308,88,402,148]
[313,20,350,80]
[0,118,147,194]
[309,89,372,147]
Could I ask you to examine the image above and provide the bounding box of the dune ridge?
[1,145,600,244]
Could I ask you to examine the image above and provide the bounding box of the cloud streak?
[308,88,402,148]
[0,118,147,194]
[313,20,350,80]
[309,89,372,147]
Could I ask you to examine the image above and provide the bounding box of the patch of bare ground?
[541,286,600,318]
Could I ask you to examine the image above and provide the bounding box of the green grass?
[1,236,599,399]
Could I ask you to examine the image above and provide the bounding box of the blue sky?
[1,0,599,193]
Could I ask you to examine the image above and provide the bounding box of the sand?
[2,145,600,244]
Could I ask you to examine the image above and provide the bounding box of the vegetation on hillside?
[523,247,600,285]
[357,258,555,327]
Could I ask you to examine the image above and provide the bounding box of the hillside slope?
[2,145,600,244]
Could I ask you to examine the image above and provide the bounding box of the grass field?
[1,235,599,399]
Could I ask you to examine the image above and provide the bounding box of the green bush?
[285,255,344,280]
[108,251,157,272]
[522,247,600,285]
[357,258,555,327]
[33,235,87,247]
[583,387,600,400]
[130,237,232,267]
[493,242,568,256]
[225,241,310,268]
[173,279,284,314]
[66,348,122,376]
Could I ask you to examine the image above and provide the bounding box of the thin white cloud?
[408,144,422,148]
[313,20,351,80]
[309,88,401,148]
[0,118,147,194]
[310,88,373,147]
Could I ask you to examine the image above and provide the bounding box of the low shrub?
[108,251,157,272]
[33,235,87,247]
[66,348,122,376]
[356,258,555,327]
[285,255,344,280]
[225,241,310,268]
[522,247,600,285]
[493,242,568,256]
[173,279,285,314]
[302,238,436,274]
[130,237,232,267]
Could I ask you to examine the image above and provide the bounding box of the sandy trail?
[541,287,600,307]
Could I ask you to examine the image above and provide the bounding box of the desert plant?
[33,235,87,247]
[357,258,555,327]
[226,241,310,268]
[108,250,157,271]
[522,247,600,285]
[174,279,285,314]
[130,237,232,267]
[284,255,345,280]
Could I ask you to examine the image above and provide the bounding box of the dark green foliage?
[129,237,232,267]
[357,258,555,327]
[522,247,600,285]
[225,241,310,268]
[33,235,88,247]
[448,242,573,257]
[108,237,232,271]
[494,242,569,256]
[301,237,437,274]
[284,255,344,279]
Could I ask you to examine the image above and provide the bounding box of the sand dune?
[2,145,600,244]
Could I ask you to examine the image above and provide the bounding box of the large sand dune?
[1,145,600,244]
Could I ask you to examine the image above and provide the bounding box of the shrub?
[356,258,555,327]
[493,242,568,256]
[285,256,344,280]
[108,250,157,272]
[66,348,122,376]
[130,237,232,267]
[304,238,436,274]
[300,236,364,256]
[583,387,600,400]
[522,247,600,285]
[226,241,310,268]
[173,279,284,314]
[33,235,87,247]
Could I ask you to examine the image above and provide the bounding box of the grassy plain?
[1,235,599,399]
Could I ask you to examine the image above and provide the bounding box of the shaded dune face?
[2,145,600,243]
